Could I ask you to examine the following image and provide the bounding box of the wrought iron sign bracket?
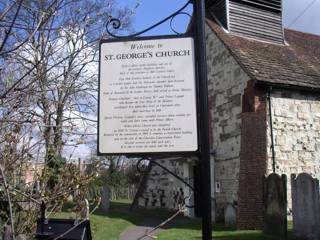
[106,0,193,38]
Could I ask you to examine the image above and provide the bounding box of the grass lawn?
[53,200,171,240]
[158,221,298,240]
[53,201,298,240]
[53,201,137,240]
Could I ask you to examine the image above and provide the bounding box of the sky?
[283,0,320,35]
[121,0,320,36]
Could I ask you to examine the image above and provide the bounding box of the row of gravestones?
[263,173,320,240]
[223,173,320,240]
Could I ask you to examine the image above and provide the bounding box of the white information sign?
[99,37,198,154]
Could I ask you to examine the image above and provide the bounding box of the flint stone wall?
[206,24,250,219]
[267,90,320,215]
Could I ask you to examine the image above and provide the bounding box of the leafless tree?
[0,0,138,238]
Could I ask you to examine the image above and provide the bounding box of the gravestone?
[66,194,73,202]
[291,173,320,240]
[101,185,110,213]
[80,199,89,219]
[224,204,237,227]
[2,225,12,240]
[16,235,26,240]
[263,173,287,239]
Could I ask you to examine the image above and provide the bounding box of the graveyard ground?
[158,221,298,240]
[55,200,299,240]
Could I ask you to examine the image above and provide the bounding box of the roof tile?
[206,19,320,91]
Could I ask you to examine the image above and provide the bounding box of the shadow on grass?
[161,222,299,240]
[93,201,191,230]
[61,201,299,240]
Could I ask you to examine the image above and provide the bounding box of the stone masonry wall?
[267,89,320,217]
[206,24,251,219]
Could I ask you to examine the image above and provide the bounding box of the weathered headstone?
[263,173,287,239]
[224,204,237,227]
[291,173,320,240]
[16,235,27,240]
[80,199,90,220]
[66,194,73,202]
[2,225,12,240]
[101,185,110,213]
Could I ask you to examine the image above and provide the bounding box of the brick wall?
[237,82,268,229]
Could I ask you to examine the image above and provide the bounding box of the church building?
[136,0,320,229]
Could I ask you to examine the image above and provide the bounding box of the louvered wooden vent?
[232,0,282,12]
[208,0,284,44]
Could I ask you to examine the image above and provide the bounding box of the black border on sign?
[97,34,200,157]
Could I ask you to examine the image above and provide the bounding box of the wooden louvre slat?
[228,0,284,44]
[207,0,284,44]
[231,0,282,12]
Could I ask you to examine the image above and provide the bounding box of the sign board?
[98,36,198,154]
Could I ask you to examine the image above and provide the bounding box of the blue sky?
[121,0,320,36]
[283,0,320,35]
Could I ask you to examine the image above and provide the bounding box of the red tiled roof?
[206,19,320,91]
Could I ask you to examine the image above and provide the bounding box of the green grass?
[158,221,298,240]
[53,201,299,240]
[52,202,135,240]
[52,200,172,240]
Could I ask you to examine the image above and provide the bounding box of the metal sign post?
[99,0,212,239]
[194,0,213,239]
